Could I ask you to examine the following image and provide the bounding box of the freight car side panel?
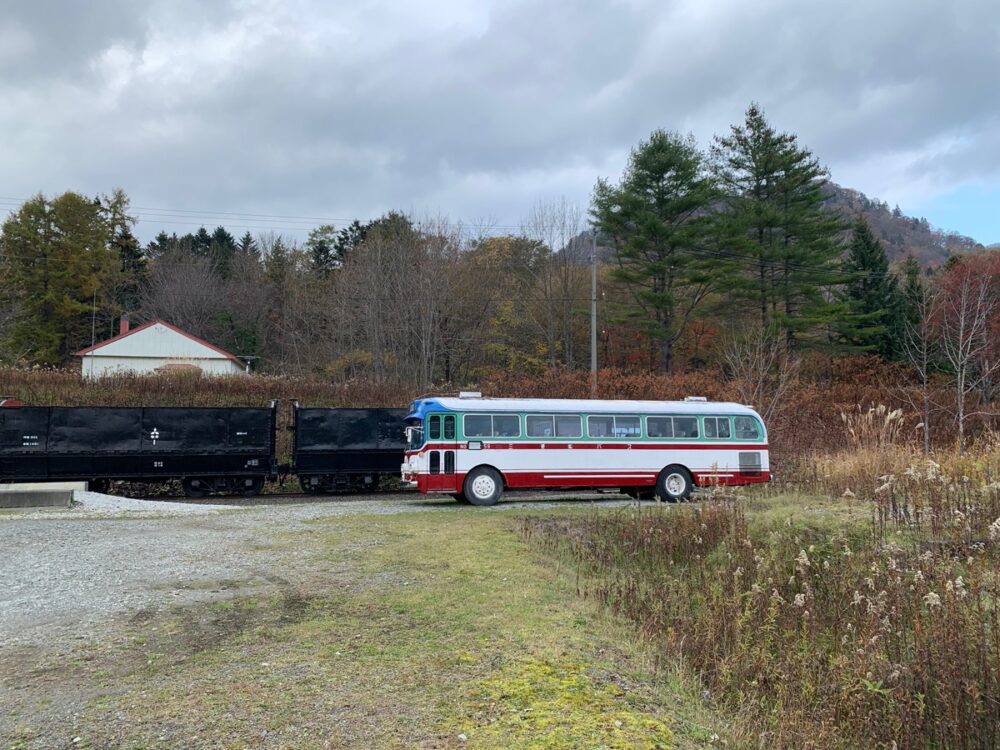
[294,407,406,475]
[0,405,277,483]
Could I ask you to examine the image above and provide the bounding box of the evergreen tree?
[711,103,847,348]
[842,218,906,358]
[191,227,212,257]
[0,192,115,364]
[236,231,259,260]
[209,226,236,276]
[591,130,726,372]
[334,219,368,259]
[900,254,927,325]
[100,189,144,317]
[305,224,339,276]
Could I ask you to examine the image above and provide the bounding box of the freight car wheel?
[236,476,265,497]
[298,476,326,494]
[182,477,210,498]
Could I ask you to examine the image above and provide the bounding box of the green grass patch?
[11,507,726,749]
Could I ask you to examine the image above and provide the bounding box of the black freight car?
[0,402,277,497]
[292,403,406,493]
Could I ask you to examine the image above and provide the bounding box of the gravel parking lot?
[1,489,638,649]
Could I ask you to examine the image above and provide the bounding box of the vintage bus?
[401,394,769,505]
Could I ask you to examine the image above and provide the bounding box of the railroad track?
[135,489,416,506]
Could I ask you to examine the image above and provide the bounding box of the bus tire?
[656,466,693,503]
[463,467,503,506]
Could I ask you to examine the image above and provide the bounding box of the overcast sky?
[1,0,998,244]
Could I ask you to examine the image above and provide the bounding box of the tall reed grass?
[524,437,1000,748]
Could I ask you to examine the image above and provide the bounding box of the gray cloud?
[1,0,998,240]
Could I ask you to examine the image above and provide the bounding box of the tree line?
[1,104,997,410]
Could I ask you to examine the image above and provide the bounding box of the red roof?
[74,319,245,366]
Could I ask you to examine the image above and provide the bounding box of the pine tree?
[209,226,237,276]
[711,104,847,348]
[191,227,212,257]
[842,219,906,358]
[0,192,115,364]
[591,130,726,372]
[236,231,259,260]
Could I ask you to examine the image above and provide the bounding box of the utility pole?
[591,232,597,397]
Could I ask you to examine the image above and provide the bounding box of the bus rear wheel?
[656,466,693,503]
[463,467,503,507]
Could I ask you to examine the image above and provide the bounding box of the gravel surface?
[0,490,639,650]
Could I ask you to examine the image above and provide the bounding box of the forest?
[1,104,998,452]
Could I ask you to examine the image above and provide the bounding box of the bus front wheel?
[656,466,693,503]
[463,467,503,506]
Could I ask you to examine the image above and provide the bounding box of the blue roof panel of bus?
[406,397,762,420]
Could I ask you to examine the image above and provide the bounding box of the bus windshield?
[406,423,424,450]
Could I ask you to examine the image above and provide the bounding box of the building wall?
[82,356,245,378]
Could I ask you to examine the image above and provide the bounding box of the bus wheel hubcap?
[472,476,494,498]
[666,473,685,495]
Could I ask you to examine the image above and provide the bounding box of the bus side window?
[429,451,440,474]
[614,416,640,438]
[443,415,455,440]
[444,451,455,473]
[527,415,554,437]
[647,417,672,438]
[494,414,520,437]
[704,417,717,438]
[465,414,492,437]
[588,416,613,437]
[672,416,699,439]
[734,416,760,440]
[555,415,581,437]
[429,415,441,440]
[717,418,731,439]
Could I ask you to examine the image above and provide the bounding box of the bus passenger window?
[672,417,699,439]
[717,418,731,438]
[647,417,673,438]
[614,416,640,438]
[494,415,520,437]
[429,415,441,440]
[734,416,760,440]
[444,415,456,440]
[555,415,582,437]
[527,415,555,437]
[588,416,613,437]
[465,415,492,437]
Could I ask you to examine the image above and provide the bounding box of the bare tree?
[521,199,588,368]
[934,274,1000,455]
[902,286,937,455]
[141,248,226,340]
[721,325,800,424]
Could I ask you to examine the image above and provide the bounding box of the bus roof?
[407,397,763,419]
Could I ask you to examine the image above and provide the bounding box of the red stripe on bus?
[416,470,771,493]
[406,442,767,457]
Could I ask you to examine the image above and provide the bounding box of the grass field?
[5,505,727,750]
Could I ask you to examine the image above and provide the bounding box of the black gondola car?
[292,403,406,493]
[0,402,278,497]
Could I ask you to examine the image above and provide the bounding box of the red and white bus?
[401,394,769,505]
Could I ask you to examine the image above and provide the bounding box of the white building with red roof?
[75,319,248,378]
